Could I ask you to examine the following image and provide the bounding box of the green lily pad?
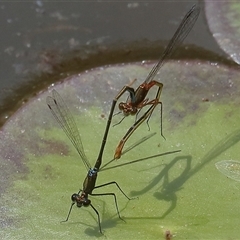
[205,1,240,64]
[1,60,240,239]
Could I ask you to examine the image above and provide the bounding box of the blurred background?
[0,1,226,123]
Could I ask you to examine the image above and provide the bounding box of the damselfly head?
[119,102,136,116]
[71,192,91,208]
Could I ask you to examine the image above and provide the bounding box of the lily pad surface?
[205,1,240,64]
[1,60,240,239]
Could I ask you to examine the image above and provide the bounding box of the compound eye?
[123,109,130,116]
[131,108,138,115]
[83,199,91,207]
[71,193,79,202]
[119,102,124,110]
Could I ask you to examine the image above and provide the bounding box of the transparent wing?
[144,4,200,83]
[46,89,91,170]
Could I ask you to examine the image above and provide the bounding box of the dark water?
[0,1,227,124]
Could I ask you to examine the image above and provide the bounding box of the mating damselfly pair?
[46,5,200,233]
